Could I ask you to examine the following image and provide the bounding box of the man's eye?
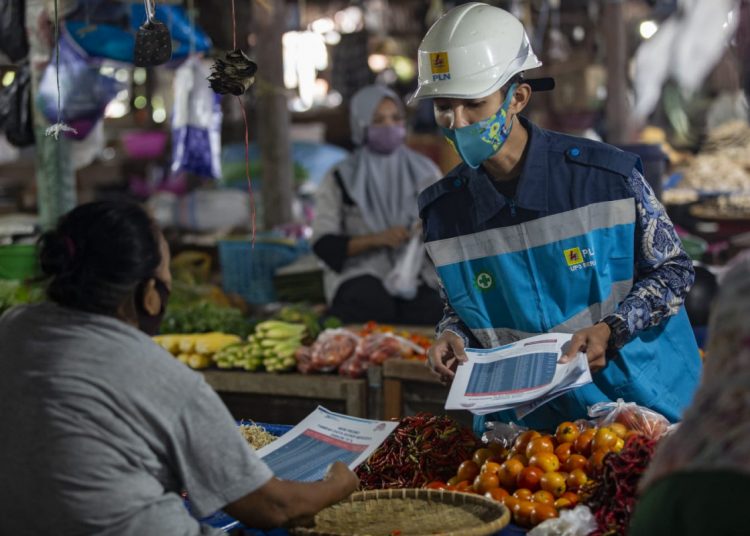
[467,101,485,109]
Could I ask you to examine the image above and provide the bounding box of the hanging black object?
[208,49,257,96]
[0,0,29,62]
[134,0,172,67]
[0,63,35,147]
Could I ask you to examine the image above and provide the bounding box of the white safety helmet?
[410,2,553,102]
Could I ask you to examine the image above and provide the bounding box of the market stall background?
[2,0,750,534]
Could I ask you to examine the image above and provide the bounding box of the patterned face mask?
[440,84,517,169]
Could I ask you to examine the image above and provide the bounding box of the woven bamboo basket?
[291,488,511,536]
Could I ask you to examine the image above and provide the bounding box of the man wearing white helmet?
[416,3,701,432]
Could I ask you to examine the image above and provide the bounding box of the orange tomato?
[587,449,609,474]
[513,430,541,456]
[612,437,625,453]
[525,435,555,459]
[566,469,588,491]
[563,454,589,473]
[456,460,480,483]
[513,500,535,527]
[540,472,566,497]
[498,458,524,490]
[554,442,573,464]
[455,480,473,492]
[555,421,581,444]
[530,503,559,526]
[509,453,529,466]
[485,487,510,502]
[591,427,618,452]
[501,495,519,512]
[513,488,533,501]
[560,491,580,506]
[473,472,500,494]
[528,452,560,473]
[532,490,555,505]
[609,422,628,439]
[447,475,461,487]
[488,442,508,457]
[516,466,544,492]
[424,481,447,490]
[554,497,573,509]
[573,428,596,457]
[481,461,502,475]
[472,447,494,467]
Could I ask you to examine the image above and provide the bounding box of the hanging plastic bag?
[37,32,123,140]
[171,57,222,179]
[0,62,35,147]
[383,233,424,300]
[588,398,670,440]
[0,0,29,62]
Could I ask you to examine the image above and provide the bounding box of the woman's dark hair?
[37,200,162,315]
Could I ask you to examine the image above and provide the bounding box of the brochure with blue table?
[256,406,398,481]
[445,333,592,419]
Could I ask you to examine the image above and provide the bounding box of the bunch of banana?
[249,320,306,372]
[153,332,241,370]
[213,342,264,371]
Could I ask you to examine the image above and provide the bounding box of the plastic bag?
[338,354,369,379]
[588,398,670,440]
[355,332,425,365]
[383,233,425,300]
[482,421,528,451]
[171,57,222,179]
[527,504,597,536]
[0,0,29,62]
[0,62,34,147]
[295,345,314,374]
[64,4,210,64]
[309,328,359,372]
[37,32,124,139]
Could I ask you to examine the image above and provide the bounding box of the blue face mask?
[441,84,517,169]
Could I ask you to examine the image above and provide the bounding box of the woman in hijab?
[312,84,443,325]
[629,257,750,536]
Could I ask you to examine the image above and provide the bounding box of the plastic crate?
[218,239,302,305]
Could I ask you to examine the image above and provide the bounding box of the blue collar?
[461,115,550,225]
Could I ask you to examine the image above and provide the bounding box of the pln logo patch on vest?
[564,247,596,271]
[430,52,451,81]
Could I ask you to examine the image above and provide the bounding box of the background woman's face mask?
[136,278,170,336]
[366,124,406,154]
[441,84,517,168]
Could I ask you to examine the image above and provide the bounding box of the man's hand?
[428,331,468,384]
[559,323,611,372]
[374,226,410,248]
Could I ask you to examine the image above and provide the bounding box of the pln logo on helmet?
[429,52,450,81]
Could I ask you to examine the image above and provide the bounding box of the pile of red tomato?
[425,420,635,528]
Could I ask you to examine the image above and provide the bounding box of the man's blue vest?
[418,117,701,432]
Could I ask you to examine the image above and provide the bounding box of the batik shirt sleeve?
[601,168,694,349]
[435,279,478,347]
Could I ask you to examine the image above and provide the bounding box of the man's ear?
[141,278,161,315]
[510,83,532,115]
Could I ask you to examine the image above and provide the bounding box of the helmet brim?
[408,76,555,104]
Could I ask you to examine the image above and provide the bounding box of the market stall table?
[200,370,368,424]
[381,358,473,429]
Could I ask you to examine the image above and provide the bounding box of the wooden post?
[253,0,294,229]
[25,0,76,230]
[603,0,631,145]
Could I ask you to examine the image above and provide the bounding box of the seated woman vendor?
[0,200,358,535]
[312,84,443,325]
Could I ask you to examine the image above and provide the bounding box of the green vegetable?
[161,301,252,337]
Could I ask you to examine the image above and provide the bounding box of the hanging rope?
[45,0,77,139]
